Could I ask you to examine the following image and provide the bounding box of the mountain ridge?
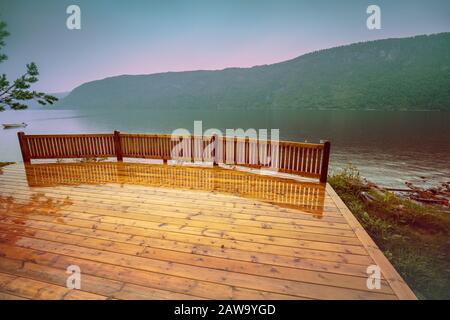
[60,33,450,111]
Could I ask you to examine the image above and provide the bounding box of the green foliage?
[368,188,450,233]
[0,21,9,64]
[381,234,450,300]
[0,20,58,111]
[329,165,450,299]
[61,33,450,111]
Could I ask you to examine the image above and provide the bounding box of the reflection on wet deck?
[23,162,326,216]
[0,162,415,300]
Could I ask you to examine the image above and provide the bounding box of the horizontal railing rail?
[18,131,331,182]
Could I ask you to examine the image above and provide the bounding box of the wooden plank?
[0,256,116,299]
[0,213,372,264]
[0,179,339,228]
[0,172,340,219]
[326,184,417,300]
[0,254,201,300]
[0,240,392,294]
[0,204,353,248]
[0,272,17,287]
[0,233,395,300]
[0,271,106,300]
[0,188,354,239]
[2,217,365,282]
[0,236,307,299]
[0,291,28,300]
[0,163,411,299]
[0,186,334,234]
[0,232,370,280]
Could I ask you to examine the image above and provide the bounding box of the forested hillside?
[60,33,450,111]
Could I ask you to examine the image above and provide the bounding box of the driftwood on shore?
[403,181,450,208]
[363,180,450,209]
[382,181,450,208]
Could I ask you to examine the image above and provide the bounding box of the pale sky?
[0,0,449,92]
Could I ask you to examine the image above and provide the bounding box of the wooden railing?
[18,131,331,182]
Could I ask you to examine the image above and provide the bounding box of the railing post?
[17,131,31,164]
[191,135,195,163]
[212,134,218,166]
[320,140,331,183]
[114,130,123,162]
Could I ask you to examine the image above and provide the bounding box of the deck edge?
[326,184,417,300]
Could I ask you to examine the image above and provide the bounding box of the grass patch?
[329,165,450,300]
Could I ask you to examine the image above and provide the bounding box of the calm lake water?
[1,108,449,188]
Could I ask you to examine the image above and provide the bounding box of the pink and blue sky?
[0,0,449,92]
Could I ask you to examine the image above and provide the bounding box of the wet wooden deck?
[0,162,416,300]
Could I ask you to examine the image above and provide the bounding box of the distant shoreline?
[48,107,448,112]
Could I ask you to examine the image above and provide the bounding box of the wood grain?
[0,162,415,299]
